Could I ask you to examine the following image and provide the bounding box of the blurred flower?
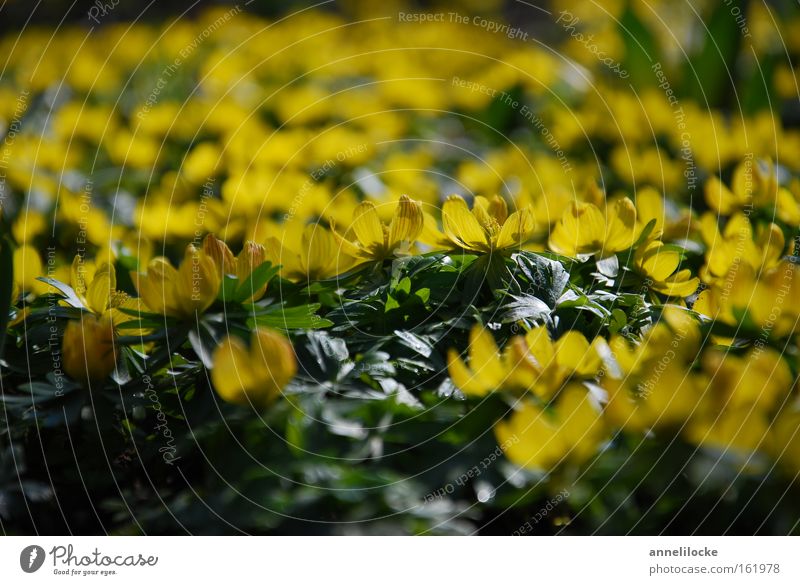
[548,198,638,258]
[495,384,606,471]
[211,327,297,407]
[447,325,534,396]
[62,314,117,385]
[447,325,603,399]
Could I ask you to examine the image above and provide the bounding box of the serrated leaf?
[501,294,551,323]
[513,252,570,307]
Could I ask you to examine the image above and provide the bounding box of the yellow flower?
[69,255,144,330]
[62,314,117,385]
[705,172,751,216]
[634,240,698,297]
[494,384,606,471]
[235,241,269,302]
[265,224,351,281]
[211,327,297,407]
[548,197,638,258]
[447,324,602,399]
[133,244,220,318]
[699,213,783,282]
[522,326,604,398]
[202,234,237,277]
[603,309,703,431]
[203,235,271,301]
[334,194,424,261]
[705,158,800,223]
[432,194,535,253]
[447,326,535,397]
[71,256,116,314]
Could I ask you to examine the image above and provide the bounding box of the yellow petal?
[176,247,219,314]
[553,384,605,463]
[604,197,637,253]
[211,335,259,406]
[352,201,385,253]
[704,175,737,215]
[524,326,555,369]
[654,270,699,297]
[758,223,785,268]
[70,255,95,300]
[555,331,600,376]
[635,187,665,237]
[236,241,268,301]
[203,234,236,275]
[136,257,178,316]
[13,245,43,293]
[418,211,450,249]
[442,195,490,252]
[467,325,506,388]
[548,201,606,256]
[386,195,423,253]
[495,207,535,250]
[488,195,509,224]
[62,314,117,385]
[309,226,352,278]
[250,327,297,397]
[447,348,491,396]
[495,401,563,470]
[85,262,115,314]
[638,241,681,281]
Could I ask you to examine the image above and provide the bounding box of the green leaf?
[618,7,658,86]
[219,274,240,301]
[252,303,332,330]
[235,262,280,303]
[682,2,742,107]
[394,329,434,358]
[35,277,85,308]
[513,251,570,307]
[188,322,218,369]
[295,331,350,381]
[501,294,551,323]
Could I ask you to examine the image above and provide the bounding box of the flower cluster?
[4,1,800,535]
